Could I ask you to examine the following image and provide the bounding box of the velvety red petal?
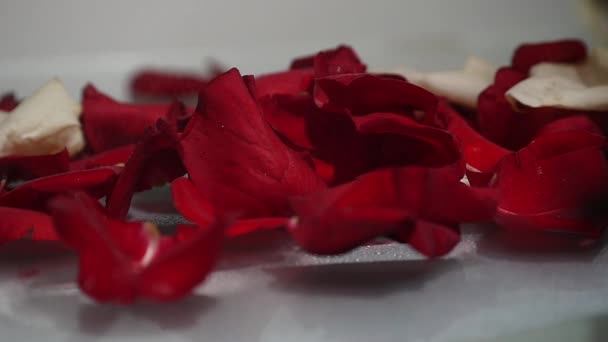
[107,121,185,218]
[536,115,603,137]
[50,192,224,303]
[288,169,407,254]
[82,84,192,152]
[0,149,70,180]
[315,74,437,122]
[496,130,608,238]
[255,69,314,98]
[0,167,120,211]
[437,100,510,185]
[289,45,366,78]
[259,93,314,149]
[397,220,461,258]
[313,45,366,77]
[307,110,459,183]
[0,207,57,245]
[179,68,326,217]
[512,39,587,72]
[130,69,207,97]
[170,177,214,226]
[0,92,18,111]
[70,145,135,171]
[477,67,544,149]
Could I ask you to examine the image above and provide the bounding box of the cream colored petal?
[382,56,497,109]
[0,78,84,157]
[507,49,608,112]
[0,111,8,126]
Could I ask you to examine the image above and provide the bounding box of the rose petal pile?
[0,39,606,304]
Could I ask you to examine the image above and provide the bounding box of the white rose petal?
[0,78,85,157]
[506,48,608,111]
[381,56,497,109]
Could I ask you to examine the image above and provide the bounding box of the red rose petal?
[535,115,603,137]
[0,167,120,211]
[170,177,214,226]
[107,120,185,218]
[50,191,225,303]
[70,145,135,171]
[82,84,192,152]
[496,130,608,238]
[512,39,587,73]
[0,92,18,111]
[477,67,542,149]
[289,45,366,78]
[396,220,461,258]
[0,207,57,246]
[313,45,366,77]
[179,68,326,217]
[259,93,314,149]
[171,177,288,237]
[130,69,208,97]
[315,74,437,122]
[255,69,315,98]
[289,165,493,257]
[0,149,70,180]
[437,100,510,185]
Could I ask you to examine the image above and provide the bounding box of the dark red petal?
[512,39,587,72]
[496,130,608,238]
[226,217,288,237]
[315,74,437,122]
[82,84,192,152]
[477,67,545,149]
[49,192,140,303]
[0,207,57,245]
[536,115,603,137]
[307,110,459,183]
[180,68,326,217]
[0,149,70,180]
[288,169,407,254]
[0,167,120,211]
[137,221,224,301]
[437,100,510,185]
[313,45,366,77]
[70,145,135,171]
[394,166,497,224]
[50,192,224,303]
[354,113,461,167]
[170,177,214,226]
[107,121,185,218]
[259,93,314,149]
[130,69,207,97]
[255,69,314,98]
[397,220,461,258]
[0,92,18,111]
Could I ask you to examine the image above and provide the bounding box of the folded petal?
[82,84,192,152]
[255,69,314,98]
[49,191,224,303]
[314,74,437,122]
[107,121,185,218]
[437,100,510,185]
[179,68,326,217]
